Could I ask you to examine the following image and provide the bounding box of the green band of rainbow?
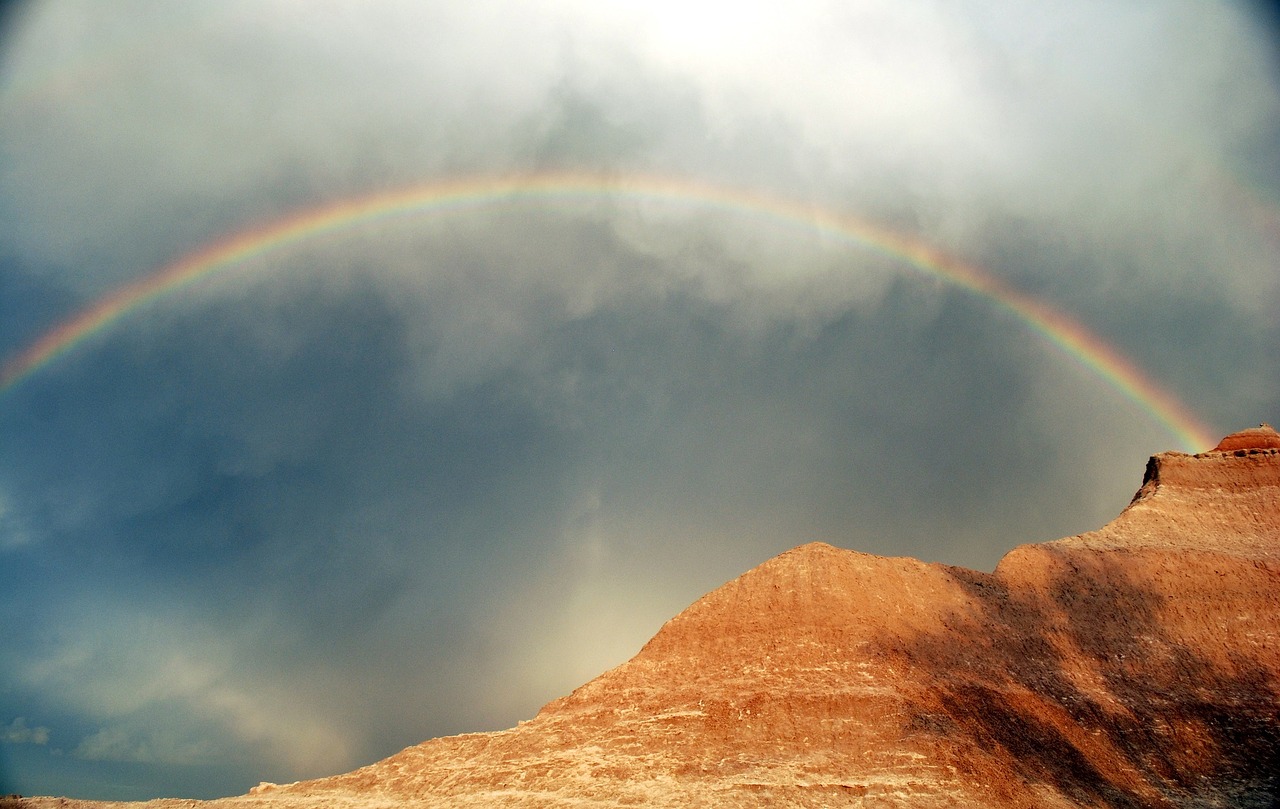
[0,171,1217,451]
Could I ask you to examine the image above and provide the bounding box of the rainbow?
[0,171,1217,451]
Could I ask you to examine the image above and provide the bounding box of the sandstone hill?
[12,426,1280,808]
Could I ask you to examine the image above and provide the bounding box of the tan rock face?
[1212,422,1280,452]
[17,428,1280,808]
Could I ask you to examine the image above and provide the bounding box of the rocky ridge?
[13,425,1280,808]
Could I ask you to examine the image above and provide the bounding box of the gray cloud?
[1,0,1278,799]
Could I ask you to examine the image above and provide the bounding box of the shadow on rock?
[890,549,1279,808]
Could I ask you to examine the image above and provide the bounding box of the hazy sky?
[1,0,1278,799]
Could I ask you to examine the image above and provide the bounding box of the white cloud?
[2,716,51,745]
[3,0,1277,310]
[73,727,154,763]
[16,605,354,774]
[0,490,36,550]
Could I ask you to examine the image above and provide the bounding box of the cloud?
[2,717,50,746]
[72,727,157,763]
[10,603,354,777]
[0,488,35,550]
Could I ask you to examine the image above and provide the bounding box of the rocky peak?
[1035,425,1280,557]
[1211,422,1280,452]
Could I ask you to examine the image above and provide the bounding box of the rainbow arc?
[0,172,1216,451]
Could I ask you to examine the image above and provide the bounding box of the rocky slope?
[14,426,1280,808]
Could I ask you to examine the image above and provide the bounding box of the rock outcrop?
[1211,422,1280,452]
[15,428,1280,808]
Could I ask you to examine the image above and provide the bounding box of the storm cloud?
[1,0,1278,799]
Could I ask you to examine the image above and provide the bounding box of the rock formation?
[12,427,1280,808]
[1211,422,1280,452]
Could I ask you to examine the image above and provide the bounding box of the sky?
[0,0,1278,800]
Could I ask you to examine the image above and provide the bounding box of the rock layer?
[14,429,1280,808]
[1211,422,1280,452]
